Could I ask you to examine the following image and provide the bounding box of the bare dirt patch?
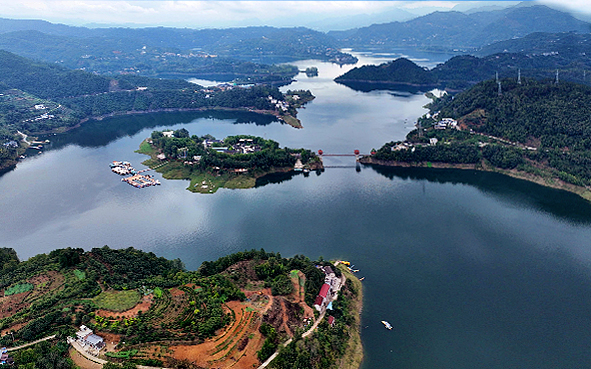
[69,347,103,369]
[0,271,65,319]
[168,299,268,369]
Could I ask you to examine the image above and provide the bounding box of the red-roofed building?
[318,283,330,298]
[314,283,332,311]
[314,296,324,307]
[328,316,335,327]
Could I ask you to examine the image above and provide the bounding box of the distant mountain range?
[329,5,590,51]
[0,19,356,65]
[475,32,591,57]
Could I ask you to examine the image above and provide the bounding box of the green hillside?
[368,79,591,198]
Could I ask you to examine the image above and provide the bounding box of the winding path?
[6,334,56,352]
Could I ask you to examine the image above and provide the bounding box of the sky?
[0,1,588,30]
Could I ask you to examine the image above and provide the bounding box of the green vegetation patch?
[4,282,33,296]
[93,290,141,311]
[105,349,139,359]
[153,287,163,298]
[136,140,155,156]
[73,269,86,281]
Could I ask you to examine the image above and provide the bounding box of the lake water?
[3,50,591,368]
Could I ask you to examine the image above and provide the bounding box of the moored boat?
[381,320,392,330]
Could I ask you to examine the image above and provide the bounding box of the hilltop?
[335,58,436,86]
[0,247,363,369]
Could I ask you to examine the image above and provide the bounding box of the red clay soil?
[288,271,314,320]
[96,294,154,319]
[170,288,185,297]
[169,299,268,369]
[0,271,65,320]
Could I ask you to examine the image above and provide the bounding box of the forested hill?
[335,58,436,85]
[0,50,194,99]
[330,5,590,51]
[335,50,591,89]
[432,79,591,150]
[475,32,591,58]
[368,79,591,194]
[0,50,111,99]
[0,246,361,369]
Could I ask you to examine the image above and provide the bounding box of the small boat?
[381,321,392,330]
[359,277,365,281]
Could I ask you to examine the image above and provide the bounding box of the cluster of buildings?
[434,118,458,130]
[267,96,289,112]
[2,141,18,149]
[313,265,343,328]
[203,138,262,155]
[313,265,342,312]
[30,113,55,122]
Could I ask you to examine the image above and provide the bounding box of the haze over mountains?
[329,5,590,51]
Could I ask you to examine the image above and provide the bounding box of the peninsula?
[0,247,363,368]
[138,130,323,193]
[361,79,591,201]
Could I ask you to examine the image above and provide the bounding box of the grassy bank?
[336,264,364,369]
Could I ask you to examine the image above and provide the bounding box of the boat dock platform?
[110,161,159,189]
[122,174,160,188]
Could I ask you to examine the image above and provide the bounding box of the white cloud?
[0,0,588,29]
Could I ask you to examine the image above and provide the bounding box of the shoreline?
[30,107,302,137]
[79,107,303,130]
[336,263,364,369]
[360,156,591,201]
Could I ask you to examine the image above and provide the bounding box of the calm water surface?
[2,50,591,369]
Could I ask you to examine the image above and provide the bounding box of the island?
[0,246,363,369]
[360,79,591,201]
[137,130,323,193]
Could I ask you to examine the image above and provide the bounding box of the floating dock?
[122,174,160,188]
[110,161,159,189]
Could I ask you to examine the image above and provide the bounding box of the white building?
[75,325,105,350]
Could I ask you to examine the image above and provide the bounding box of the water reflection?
[42,111,279,150]
[335,80,439,94]
[254,169,324,188]
[367,164,591,225]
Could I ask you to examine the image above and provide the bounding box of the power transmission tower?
[417,120,423,138]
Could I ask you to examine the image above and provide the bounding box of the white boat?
[381,320,392,330]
